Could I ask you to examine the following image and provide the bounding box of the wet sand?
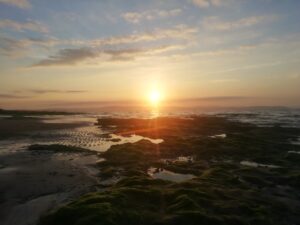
[1,114,300,225]
[0,150,100,225]
[0,118,87,137]
[0,116,101,225]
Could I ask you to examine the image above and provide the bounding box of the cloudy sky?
[0,0,300,110]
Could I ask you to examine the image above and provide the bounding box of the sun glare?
[149,90,161,106]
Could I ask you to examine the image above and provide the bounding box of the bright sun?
[149,90,161,106]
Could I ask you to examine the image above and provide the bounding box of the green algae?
[39,116,300,225]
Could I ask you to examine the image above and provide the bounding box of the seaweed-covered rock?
[39,116,300,225]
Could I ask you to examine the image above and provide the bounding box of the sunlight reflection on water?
[0,115,163,153]
[150,109,160,118]
[34,125,163,152]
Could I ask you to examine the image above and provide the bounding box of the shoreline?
[0,149,100,225]
[0,114,299,225]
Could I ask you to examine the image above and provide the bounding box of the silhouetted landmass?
[0,109,80,116]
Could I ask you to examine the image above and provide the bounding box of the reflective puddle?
[240,160,280,169]
[148,167,195,182]
[210,134,227,138]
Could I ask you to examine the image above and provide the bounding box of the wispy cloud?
[210,79,238,83]
[202,15,278,31]
[1,25,197,59]
[6,25,197,66]
[32,48,98,66]
[0,36,56,57]
[122,9,181,23]
[25,89,87,94]
[194,96,250,101]
[172,96,251,104]
[106,45,183,61]
[0,19,48,33]
[37,25,197,47]
[0,93,30,99]
[0,36,28,57]
[192,0,232,8]
[76,25,197,47]
[192,0,209,8]
[32,45,183,67]
[0,0,31,9]
[0,89,86,99]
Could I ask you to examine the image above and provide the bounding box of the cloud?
[0,36,57,57]
[0,0,31,9]
[23,37,59,47]
[33,25,196,47]
[210,79,238,83]
[79,25,197,47]
[0,19,48,33]
[197,96,250,101]
[32,48,99,66]
[31,45,183,67]
[198,44,257,56]
[122,9,181,23]
[25,25,196,67]
[0,36,28,57]
[0,93,30,99]
[104,45,183,61]
[0,25,197,58]
[0,89,86,100]
[25,89,87,94]
[171,96,251,104]
[192,0,210,8]
[202,15,278,31]
[192,0,230,8]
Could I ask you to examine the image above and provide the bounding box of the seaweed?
[39,116,300,225]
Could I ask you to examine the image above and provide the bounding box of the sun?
[149,90,161,106]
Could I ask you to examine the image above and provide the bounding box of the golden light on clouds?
[0,0,299,109]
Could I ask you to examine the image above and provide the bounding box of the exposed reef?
[39,116,300,225]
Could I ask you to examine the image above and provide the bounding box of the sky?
[0,0,300,111]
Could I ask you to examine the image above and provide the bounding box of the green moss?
[167,195,201,212]
[40,116,300,225]
[163,211,224,225]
